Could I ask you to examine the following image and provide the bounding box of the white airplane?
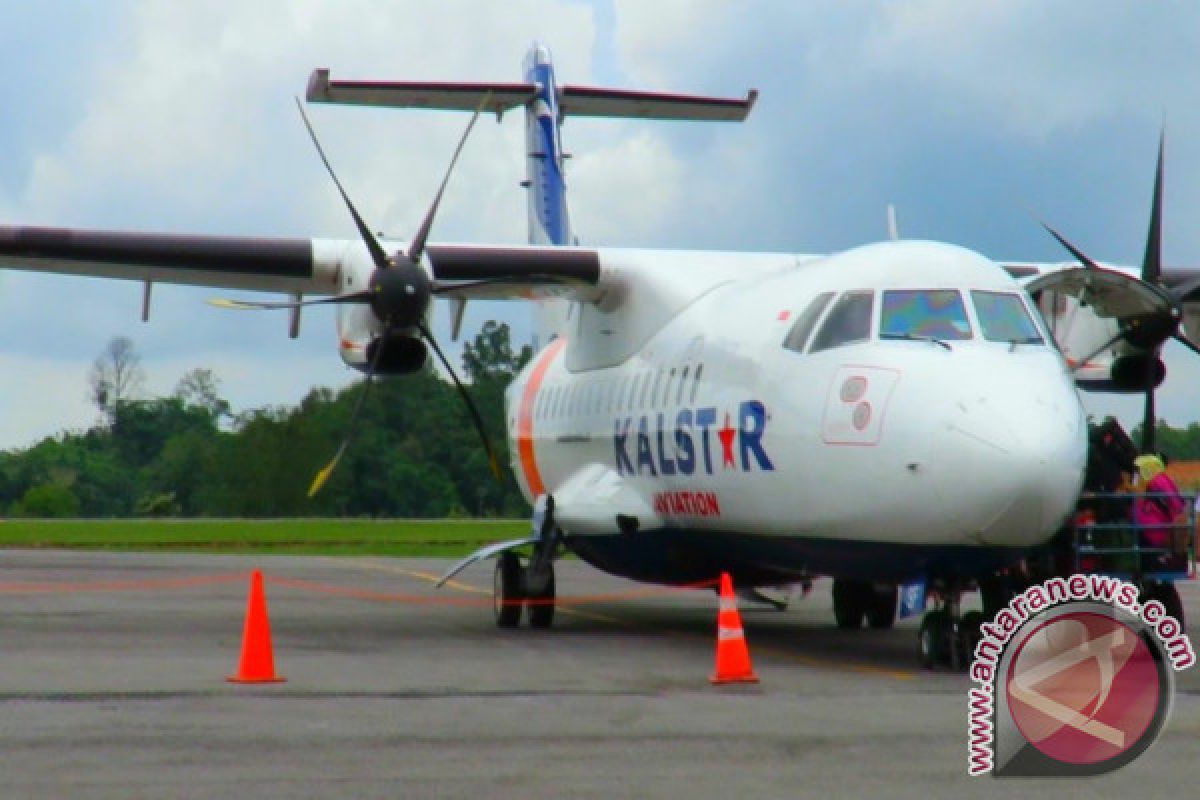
[1,44,1194,668]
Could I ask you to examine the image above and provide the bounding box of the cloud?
[2,1,1200,447]
[0,2,596,446]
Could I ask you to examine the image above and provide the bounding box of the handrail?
[1072,491,1196,580]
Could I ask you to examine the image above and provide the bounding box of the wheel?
[979,575,1015,620]
[866,584,898,629]
[959,611,984,664]
[528,566,556,629]
[1142,581,1185,628]
[494,552,524,628]
[1160,584,1185,627]
[918,610,949,669]
[833,579,867,629]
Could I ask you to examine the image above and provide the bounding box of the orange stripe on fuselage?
[516,338,566,497]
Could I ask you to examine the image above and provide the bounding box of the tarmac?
[0,549,1196,799]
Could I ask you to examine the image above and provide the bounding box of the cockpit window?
[880,290,972,341]
[782,291,835,353]
[971,290,1044,344]
[810,290,874,353]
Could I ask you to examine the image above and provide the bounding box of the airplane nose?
[930,364,1087,546]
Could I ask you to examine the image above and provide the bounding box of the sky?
[1,1,1199,448]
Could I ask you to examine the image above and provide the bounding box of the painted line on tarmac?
[338,558,917,681]
[350,559,627,625]
[0,572,248,595]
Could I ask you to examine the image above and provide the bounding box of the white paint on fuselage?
[506,240,1088,552]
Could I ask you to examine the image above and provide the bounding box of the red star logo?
[717,413,737,468]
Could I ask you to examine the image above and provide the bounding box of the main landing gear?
[917,579,1000,671]
[493,550,557,629]
[494,497,561,629]
[832,579,898,630]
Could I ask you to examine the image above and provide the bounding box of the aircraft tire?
[979,575,1015,620]
[528,567,556,629]
[832,579,867,629]
[866,584,898,629]
[959,610,984,666]
[1142,581,1185,628]
[494,552,524,628]
[918,611,949,669]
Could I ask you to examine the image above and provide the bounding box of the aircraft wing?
[426,244,601,299]
[0,224,603,300]
[0,225,338,294]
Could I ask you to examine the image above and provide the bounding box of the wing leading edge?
[0,225,329,294]
[0,224,602,302]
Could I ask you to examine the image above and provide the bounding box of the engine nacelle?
[1181,301,1200,352]
[1109,354,1165,392]
[366,333,428,375]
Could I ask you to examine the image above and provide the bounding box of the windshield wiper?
[880,332,952,351]
[1004,336,1043,351]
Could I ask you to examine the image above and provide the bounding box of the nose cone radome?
[932,361,1086,547]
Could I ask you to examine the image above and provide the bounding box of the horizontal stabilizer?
[307,69,756,122]
[559,85,756,121]
[306,70,533,115]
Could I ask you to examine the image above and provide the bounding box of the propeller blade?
[1142,128,1165,284]
[295,97,391,271]
[1172,331,1200,357]
[1142,371,1157,454]
[1040,220,1104,271]
[406,92,492,264]
[417,320,503,482]
[208,290,374,311]
[430,274,566,295]
[1139,130,1167,456]
[308,326,391,497]
[1069,326,1130,374]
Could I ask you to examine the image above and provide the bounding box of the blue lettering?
[613,418,634,476]
[695,407,717,475]
[739,401,774,471]
[674,409,695,475]
[656,412,676,475]
[636,416,657,476]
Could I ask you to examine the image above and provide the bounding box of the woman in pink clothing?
[1132,454,1185,551]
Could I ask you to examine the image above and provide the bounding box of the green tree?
[174,368,231,421]
[462,320,532,384]
[17,483,80,518]
[0,320,538,519]
[89,336,145,425]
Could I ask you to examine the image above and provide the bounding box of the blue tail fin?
[523,44,571,246]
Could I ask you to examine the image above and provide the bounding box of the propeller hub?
[1124,309,1180,350]
[368,258,431,328]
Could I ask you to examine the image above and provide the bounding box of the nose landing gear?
[917,581,982,671]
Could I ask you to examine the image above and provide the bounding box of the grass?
[0,518,530,557]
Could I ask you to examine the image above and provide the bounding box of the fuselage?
[320,45,1089,588]
[504,240,1088,585]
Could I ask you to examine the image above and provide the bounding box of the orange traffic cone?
[227,569,285,683]
[711,572,759,684]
